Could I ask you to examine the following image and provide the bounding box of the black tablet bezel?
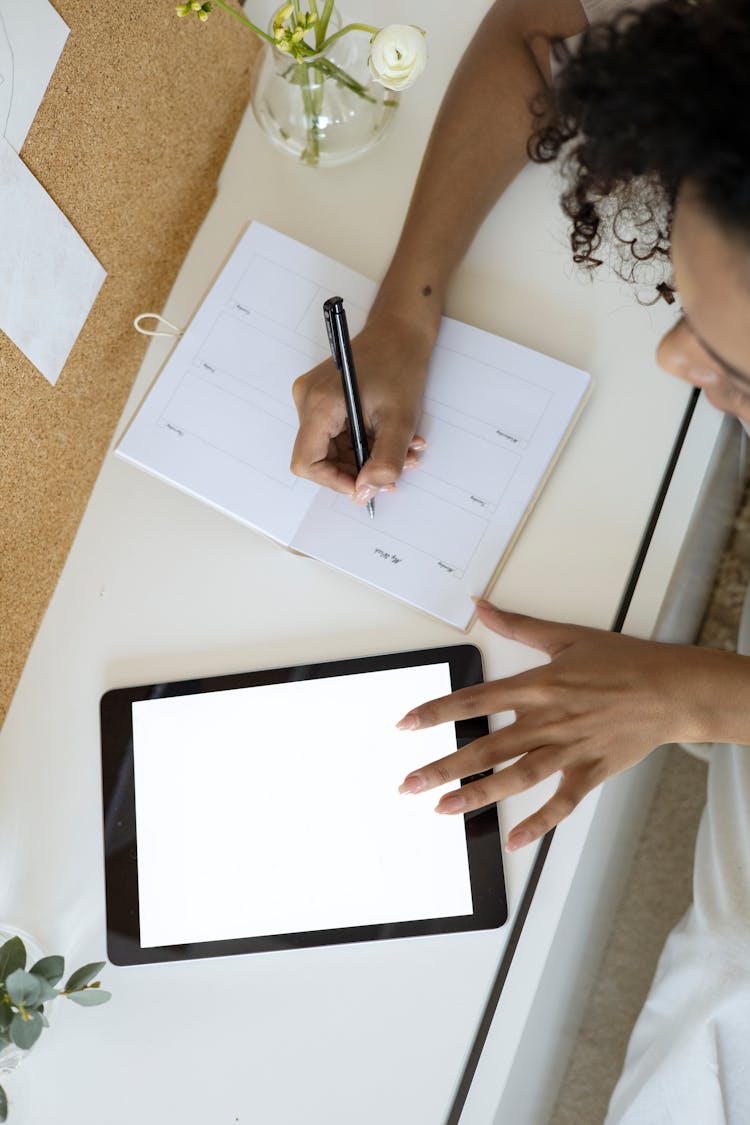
[100,645,507,966]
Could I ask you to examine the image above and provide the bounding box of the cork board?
[0,1,260,725]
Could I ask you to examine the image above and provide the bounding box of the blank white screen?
[132,663,473,947]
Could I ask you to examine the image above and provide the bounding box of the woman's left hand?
[396,599,712,851]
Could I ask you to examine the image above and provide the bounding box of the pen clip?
[323,296,344,369]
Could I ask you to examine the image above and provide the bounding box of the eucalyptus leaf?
[5,970,41,1008]
[0,1031,9,1047]
[9,1009,43,1050]
[0,1004,11,1032]
[0,938,25,984]
[29,974,57,1003]
[63,962,105,994]
[66,988,111,1007]
[30,955,64,987]
[0,1083,7,1124]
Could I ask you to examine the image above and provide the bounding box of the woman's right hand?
[290,310,437,505]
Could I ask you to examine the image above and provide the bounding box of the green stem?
[317,23,378,51]
[310,64,325,152]
[212,0,277,44]
[289,40,317,59]
[310,0,324,49]
[313,56,376,102]
[299,63,320,166]
[317,0,335,46]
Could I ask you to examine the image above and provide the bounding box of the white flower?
[368,25,427,92]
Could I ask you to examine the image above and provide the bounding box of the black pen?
[323,296,375,519]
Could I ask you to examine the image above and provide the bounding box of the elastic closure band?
[133,313,183,338]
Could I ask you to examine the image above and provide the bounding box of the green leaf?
[30,955,63,987]
[66,988,111,1007]
[0,1003,11,1032]
[0,1031,9,1047]
[0,1083,7,1123]
[5,970,41,1008]
[9,1009,43,1050]
[28,974,57,1003]
[64,962,105,993]
[0,938,25,984]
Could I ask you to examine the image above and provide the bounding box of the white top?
[581,0,652,19]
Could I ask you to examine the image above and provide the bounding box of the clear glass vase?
[251,11,399,168]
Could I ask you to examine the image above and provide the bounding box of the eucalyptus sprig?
[0,936,110,1123]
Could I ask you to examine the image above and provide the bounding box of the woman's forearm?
[679,644,750,746]
[369,0,588,339]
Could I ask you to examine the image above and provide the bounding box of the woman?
[294,2,750,1119]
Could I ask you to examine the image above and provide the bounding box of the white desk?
[0,3,728,1122]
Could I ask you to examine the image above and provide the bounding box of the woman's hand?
[290,310,436,504]
[396,599,723,851]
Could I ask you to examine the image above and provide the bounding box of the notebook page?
[118,223,590,626]
[293,316,590,628]
[117,223,375,546]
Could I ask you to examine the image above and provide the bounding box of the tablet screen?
[133,662,473,947]
[101,646,506,964]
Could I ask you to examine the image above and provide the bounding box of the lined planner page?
[294,316,590,627]
[117,223,370,547]
[117,223,590,629]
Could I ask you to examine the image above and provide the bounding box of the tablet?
[100,645,507,966]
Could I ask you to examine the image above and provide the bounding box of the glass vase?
[251,10,399,168]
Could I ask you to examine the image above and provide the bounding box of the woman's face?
[658,181,750,429]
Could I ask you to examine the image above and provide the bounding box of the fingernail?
[399,773,425,795]
[409,438,427,450]
[506,829,531,852]
[689,368,718,385]
[378,484,396,493]
[436,792,464,814]
[471,596,495,610]
[396,713,419,730]
[354,485,377,504]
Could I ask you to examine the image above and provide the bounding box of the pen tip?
[368,500,375,519]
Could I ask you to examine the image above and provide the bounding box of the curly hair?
[528,0,750,302]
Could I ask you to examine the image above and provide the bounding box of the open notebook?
[117,223,591,630]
